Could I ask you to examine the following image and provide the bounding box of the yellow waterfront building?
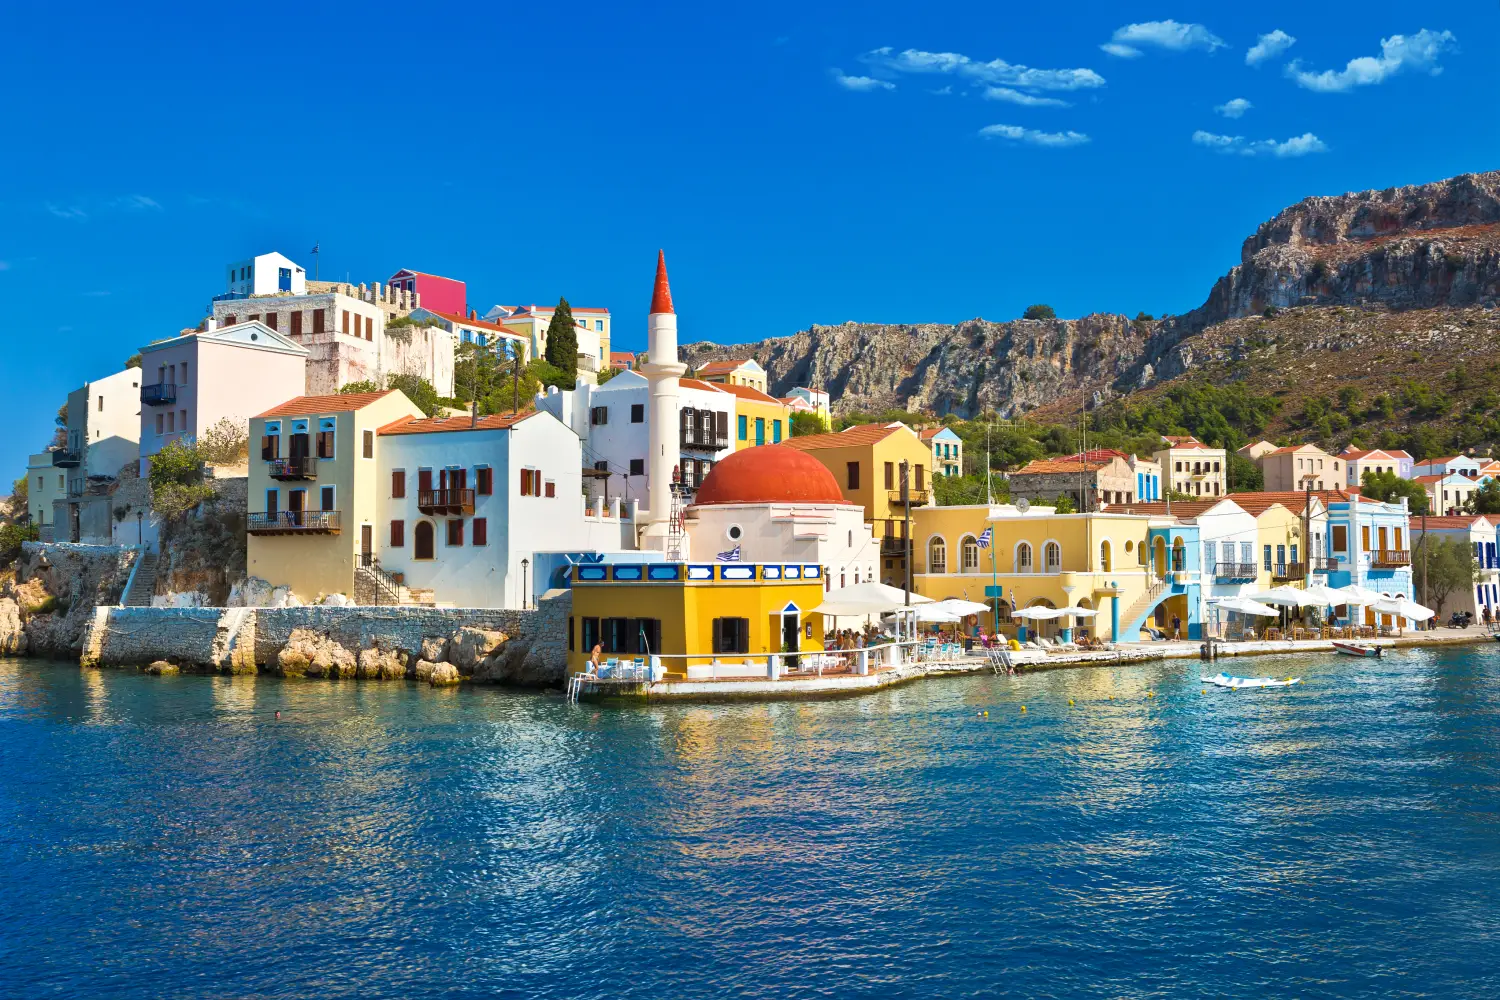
[566,560,826,678]
[912,503,1168,641]
[246,389,425,602]
[720,382,793,449]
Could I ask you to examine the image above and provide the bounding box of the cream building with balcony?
[1256,443,1345,492]
[1153,436,1227,498]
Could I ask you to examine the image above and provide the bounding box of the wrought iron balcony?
[268,456,317,480]
[681,429,731,450]
[1372,549,1411,568]
[1309,555,1341,572]
[880,535,911,557]
[418,488,476,515]
[1213,561,1258,580]
[887,488,931,507]
[51,450,80,468]
[140,383,178,406]
[247,510,341,534]
[1272,562,1307,581]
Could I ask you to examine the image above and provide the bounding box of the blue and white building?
[1324,493,1416,626]
[1411,515,1500,620]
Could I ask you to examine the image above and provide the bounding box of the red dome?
[692,445,846,506]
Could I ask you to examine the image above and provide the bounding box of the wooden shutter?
[418,469,432,493]
[291,311,303,336]
[260,435,275,460]
[392,470,405,498]
[716,411,728,442]
[473,518,487,545]
[313,310,326,334]
[545,480,555,498]
[264,312,278,331]
[390,520,404,546]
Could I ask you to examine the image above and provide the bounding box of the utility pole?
[1421,509,1428,607]
[900,460,912,636]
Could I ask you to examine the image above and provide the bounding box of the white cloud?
[1246,30,1296,66]
[114,194,162,211]
[83,290,111,297]
[862,47,1105,92]
[1192,130,1328,157]
[984,87,1070,107]
[46,203,87,221]
[1101,21,1226,58]
[0,261,9,271]
[930,85,954,96]
[831,69,894,92]
[1286,29,1456,93]
[980,124,1090,148]
[1215,98,1253,118]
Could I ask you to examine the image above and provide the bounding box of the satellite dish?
[1015,496,1031,513]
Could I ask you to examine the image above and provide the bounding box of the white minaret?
[640,250,686,548]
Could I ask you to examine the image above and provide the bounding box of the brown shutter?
[291,311,303,336]
[473,518,487,545]
[260,435,274,460]
[390,520,404,546]
[313,310,326,334]
[392,470,405,498]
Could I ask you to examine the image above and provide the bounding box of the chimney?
[204,317,218,332]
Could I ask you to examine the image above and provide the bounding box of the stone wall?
[91,607,224,666]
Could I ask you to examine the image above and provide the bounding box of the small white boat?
[1332,641,1382,658]
[1201,672,1301,690]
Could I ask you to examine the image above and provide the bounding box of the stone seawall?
[77,593,571,688]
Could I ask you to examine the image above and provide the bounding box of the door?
[361,524,373,567]
[782,613,800,669]
[288,488,304,527]
[414,521,435,560]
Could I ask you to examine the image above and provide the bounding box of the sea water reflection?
[2,647,1499,998]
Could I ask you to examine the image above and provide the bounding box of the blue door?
[278,267,292,291]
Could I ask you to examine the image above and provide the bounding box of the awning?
[1371,597,1434,620]
[810,581,935,616]
[1210,596,1281,617]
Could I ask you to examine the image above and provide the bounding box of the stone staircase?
[354,560,437,606]
[121,552,159,607]
[1119,576,1169,635]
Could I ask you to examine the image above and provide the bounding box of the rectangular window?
[224,314,237,326]
[712,617,751,654]
[313,310,326,334]
[520,469,532,496]
[317,430,335,459]
[472,518,487,545]
[916,464,925,490]
[97,394,103,412]
[544,480,556,498]
[156,414,165,434]
[1362,525,1371,551]
[418,469,433,493]
[1176,461,1183,472]
[291,311,303,336]
[365,316,373,340]
[1263,544,1272,571]
[447,519,464,546]
[631,404,644,423]
[264,312,278,331]
[476,467,493,496]
[1332,525,1348,551]
[390,520,404,546]
[320,486,335,511]
[341,310,350,334]
[590,406,609,426]
[1241,541,1253,565]
[362,429,373,459]
[716,411,729,443]
[847,462,860,490]
[738,414,747,440]
[1395,528,1404,549]
[568,617,575,653]
[392,469,406,498]
[168,364,176,383]
[265,489,278,516]
[884,462,894,490]
[582,617,599,652]
[166,411,175,432]
[629,458,645,477]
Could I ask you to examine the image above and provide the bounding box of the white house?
[223,252,306,299]
[1411,515,1500,620]
[921,427,964,478]
[1412,455,1483,480]
[373,409,635,609]
[53,368,142,544]
[1415,472,1481,516]
[1188,498,1262,626]
[535,370,737,508]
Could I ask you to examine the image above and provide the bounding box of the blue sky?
[3,2,1497,483]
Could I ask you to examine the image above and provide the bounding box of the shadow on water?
[2,650,1499,999]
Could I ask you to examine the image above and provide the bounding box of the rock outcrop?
[682,170,1500,418]
[0,598,27,656]
[275,628,357,679]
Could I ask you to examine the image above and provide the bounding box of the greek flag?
[717,545,742,562]
[978,528,992,549]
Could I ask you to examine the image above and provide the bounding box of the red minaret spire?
[649,249,674,315]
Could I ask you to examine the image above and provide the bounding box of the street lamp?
[520,558,530,610]
[136,510,143,547]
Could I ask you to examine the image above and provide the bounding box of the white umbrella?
[1212,596,1281,617]
[912,605,962,623]
[1300,582,1348,606]
[1252,586,1324,607]
[1010,606,1064,620]
[810,581,934,616]
[1372,597,1434,621]
[1059,607,1099,618]
[1337,584,1385,606]
[936,598,991,616]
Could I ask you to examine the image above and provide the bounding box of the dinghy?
[1332,641,1381,658]
[1201,672,1301,690]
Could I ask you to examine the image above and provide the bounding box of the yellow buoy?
[1021,705,1027,712]
[1201,689,1206,695]
[1068,699,1075,706]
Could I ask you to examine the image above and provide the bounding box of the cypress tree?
[544,297,578,382]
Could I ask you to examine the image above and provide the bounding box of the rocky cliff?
[682,170,1500,417]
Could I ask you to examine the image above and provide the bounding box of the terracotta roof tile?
[694,359,757,375]
[427,310,528,336]
[1014,458,1116,475]
[378,410,538,435]
[679,378,729,394]
[257,390,395,418]
[1114,500,1222,518]
[781,423,905,450]
[1413,515,1490,530]
[714,382,782,405]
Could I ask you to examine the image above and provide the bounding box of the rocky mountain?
[681,170,1500,418]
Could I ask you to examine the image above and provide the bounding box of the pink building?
[387,269,466,317]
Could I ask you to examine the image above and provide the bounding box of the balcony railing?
[1372,549,1411,568]
[51,450,80,468]
[1214,561,1257,580]
[681,429,731,450]
[267,456,317,480]
[887,488,932,507]
[247,510,342,534]
[1272,562,1307,581]
[1309,555,1340,572]
[140,383,178,406]
[881,536,910,557]
[418,488,476,515]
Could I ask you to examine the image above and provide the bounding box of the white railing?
[573,640,921,688]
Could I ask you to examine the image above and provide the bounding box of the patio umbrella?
[1211,596,1281,617]
[936,598,992,616]
[1251,586,1325,607]
[1058,607,1099,618]
[912,605,962,623]
[1299,582,1348,606]
[1372,597,1434,621]
[1010,606,1065,620]
[810,581,934,616]
[1336,584,1386,606]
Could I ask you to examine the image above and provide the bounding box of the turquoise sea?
[2,647,1498,999]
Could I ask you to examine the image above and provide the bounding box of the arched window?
[1016,542,1033,573]
[928,537,947,574]
[961,535,980,572]
[1171,537,1186,572]
[1044,541,1061,572]
[1099,539,1112,572]
[414,520,435,560]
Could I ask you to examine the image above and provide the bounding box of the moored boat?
[1333,641,1381,657]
